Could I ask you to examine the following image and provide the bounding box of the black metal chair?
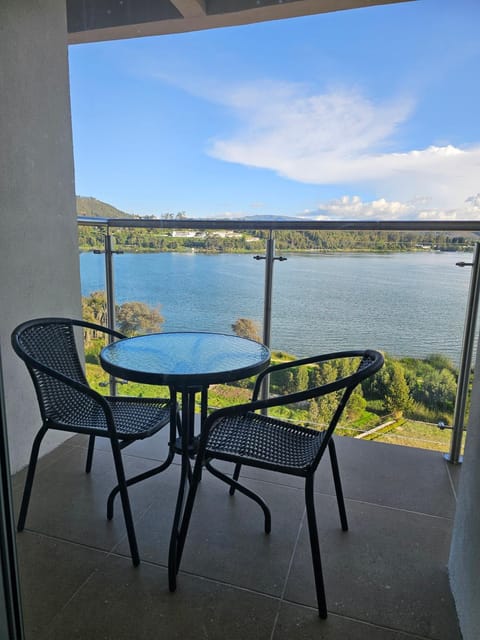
[176,349,384,618]
[11,317,178,566]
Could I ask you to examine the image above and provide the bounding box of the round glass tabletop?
[100,331,271,387]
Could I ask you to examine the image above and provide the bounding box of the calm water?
[80,251,474,364]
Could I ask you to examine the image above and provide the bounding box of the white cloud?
[210,85,412,176]
[301,193,480,221]
[208,83,480,212]
[308,196,416,220]
[142,62,480,217]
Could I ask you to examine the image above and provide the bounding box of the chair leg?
[109,438,140,566]
[328,439,348,531]
[305,475,328,618]
[17,425,48,532]
[229,462,242,496]
[205,460,271,534]
[106,447,175,520]
[85,435,95,473]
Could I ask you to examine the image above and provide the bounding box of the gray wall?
[449,341,480,639]
[0,0,82,473]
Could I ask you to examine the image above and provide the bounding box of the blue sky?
[68,0,480,220]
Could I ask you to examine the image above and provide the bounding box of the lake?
[80,250,475,364]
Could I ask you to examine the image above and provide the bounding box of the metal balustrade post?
[445,242,480,464]
[104,230,118,396]
[254,231,286,402]
[263,231,275,349]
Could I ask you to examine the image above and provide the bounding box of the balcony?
[13,427,461,639]
[3,1,480,638]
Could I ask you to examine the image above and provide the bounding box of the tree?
[425,353,456,374]
[231,318,262,342]
[82,290,107,326]
[413,367,457,414]
[309,360,340,425]
[116,301,164,336]
[271,363,309,394]
[345,392,366,421]
[82,291,164,337]
[384,361,412,417]
[81,291,108,343]
[362,355,390,400]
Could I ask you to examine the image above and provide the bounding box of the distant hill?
[235,214,302,222]
[76,196,138,219]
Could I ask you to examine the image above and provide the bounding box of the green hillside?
[76,196,138,219]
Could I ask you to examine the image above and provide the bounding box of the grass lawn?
[372,419,462,454]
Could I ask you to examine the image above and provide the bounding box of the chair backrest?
[262,350,383,445]
[209,349,382,436]
[202,350,383,470]
[253,349,383,403]
[11,318,120,428]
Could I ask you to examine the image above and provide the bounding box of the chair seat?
[206,412,326,474]
[108,397,171,440]
[49,396,171,441]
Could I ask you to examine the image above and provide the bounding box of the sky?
[68,0,480,221]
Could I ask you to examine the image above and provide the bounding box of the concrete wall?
[0,0,82,473]
[449,341,480,639]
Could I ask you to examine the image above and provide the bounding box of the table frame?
[100,332,270,589]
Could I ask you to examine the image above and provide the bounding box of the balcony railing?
[78,216,480,464]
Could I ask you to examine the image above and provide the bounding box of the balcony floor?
[12,430,462,639]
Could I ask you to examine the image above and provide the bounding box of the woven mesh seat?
[12,317,177,566]
[103,397,170,439]
[48,394,171,439]
[177,349,384,619]
[207,412,325,474]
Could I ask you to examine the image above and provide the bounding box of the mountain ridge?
[76,196,138,219]
[76,196,304,221]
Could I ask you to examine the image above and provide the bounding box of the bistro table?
[100,331,270,588]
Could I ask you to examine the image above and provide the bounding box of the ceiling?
[67,0,410,44]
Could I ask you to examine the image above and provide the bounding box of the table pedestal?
[168,385,208,591]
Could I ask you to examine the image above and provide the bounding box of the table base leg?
[168,388,197,591]
[107,449,175,520]
[168,457,190,591]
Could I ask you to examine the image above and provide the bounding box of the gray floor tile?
[285,494,461,640]
[214,437,459,521]
[444,457,462,499]
[44,554,280,640]
[117,469,307,595]
[111,463,183,565]
[16,531,107,640]
[317,437,458,518]
[179,475,306,595]
[11,438,78,490]
[12,447,169,554]
[12,437,463,640]
[273,602,429,639]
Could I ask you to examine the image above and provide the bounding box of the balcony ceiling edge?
[67,0,412,45]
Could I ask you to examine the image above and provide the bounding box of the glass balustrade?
[78,219,476,458]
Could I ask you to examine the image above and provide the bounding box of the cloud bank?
[208,83,480,216]
[300,193,480,221]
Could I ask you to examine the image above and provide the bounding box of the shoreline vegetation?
[78,225,476,255]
